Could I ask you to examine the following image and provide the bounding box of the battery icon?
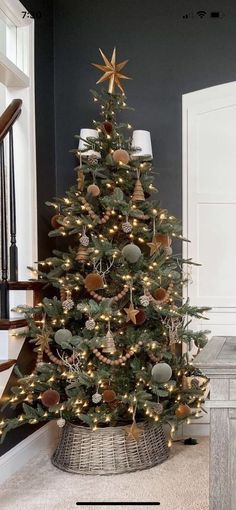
[210,11,225,18]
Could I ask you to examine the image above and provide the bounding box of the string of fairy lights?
[0,50,209,446]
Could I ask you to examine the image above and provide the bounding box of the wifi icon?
[197,10,207,18]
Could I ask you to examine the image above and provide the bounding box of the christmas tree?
[0,49,209,444]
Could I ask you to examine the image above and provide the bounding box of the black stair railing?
[0,99,22,319]
[9,126,18,281]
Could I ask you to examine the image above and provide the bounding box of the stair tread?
[7,280,44,290]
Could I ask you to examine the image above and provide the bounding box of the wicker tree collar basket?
[52,421,169,475]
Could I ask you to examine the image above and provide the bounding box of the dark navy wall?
[53,0,236,219]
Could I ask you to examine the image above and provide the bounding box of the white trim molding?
[0,421,58,485]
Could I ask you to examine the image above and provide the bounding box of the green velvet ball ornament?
[151,362,172,383]
[122,243,141,263]
[54,328,72,344]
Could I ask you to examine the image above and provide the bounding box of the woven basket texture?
[52,420,169,475]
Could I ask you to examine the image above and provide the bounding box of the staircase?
[0,100,43,399]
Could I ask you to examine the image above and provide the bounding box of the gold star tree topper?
[92,48,131,94]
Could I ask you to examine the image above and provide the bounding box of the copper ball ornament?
[51,214,61,229]
[151,362,172,383]
[87,184,101,197]
[135,310,146,326]
[84,272,104,291]
[41,389,60,408]
[122,243,141,263]
[102,389,117,402]
[113,149,130,165]
[175,403,191,418]
[102,121,113,134]
[156,234,171,248]
[153,287,167,302]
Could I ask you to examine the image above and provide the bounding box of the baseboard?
[0,420,58,485]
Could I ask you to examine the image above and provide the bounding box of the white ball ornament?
[122,243,141,263]
[54,328,72,343]
[151,362,172,383]
[57,418,66,428]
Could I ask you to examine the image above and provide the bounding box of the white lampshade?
[78,128,100,158]
[131,130,153,160]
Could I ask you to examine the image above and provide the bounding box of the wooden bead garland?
[36,350,44,364]
[137,213,150,221]
[92,341,142,366]
[147,351,161,363]
[44,346,75,366]
[88,284,129,302]
[60,288,67,302]
[81,197,112,224]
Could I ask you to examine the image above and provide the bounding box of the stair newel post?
[0,140,9,319]
[9,126,18,281]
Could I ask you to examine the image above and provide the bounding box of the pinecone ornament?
[57,418,66,428]
[152,402,164,415]
[85,318,96,330]
[88,154,98,166]
[62,298,74,311]
[139,294,150,307]
[80,234,89,246]
[92,392,102,404]
[122,221,132,233]
[191,377,200,389]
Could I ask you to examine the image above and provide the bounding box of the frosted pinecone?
[153,402,163,414]
[85,318,96,330]
[62,298,74,311]
[139,294,150,307]
[122,221,132,233]
[92,392,102,404]
[80,234,89,246]
[57,418,66,428]
[88,155,98,166]
[191,378,200,389]
[149,402,163,415]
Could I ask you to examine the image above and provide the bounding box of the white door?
[183,82,236,337]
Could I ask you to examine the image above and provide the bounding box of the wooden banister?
[0,99,23,317]
[0,359,16,373]
[0,99,22,143]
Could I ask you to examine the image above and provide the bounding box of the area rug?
[0,437,209,510]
